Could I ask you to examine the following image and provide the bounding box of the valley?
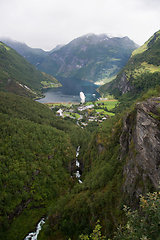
[0,30,160,240]
[47,99,117,128]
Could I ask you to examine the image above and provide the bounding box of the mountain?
[49,44,64,53]
[1,31,160,240]
[0,37,48,65]
[0,37,64,66]
[98,30,160,103]
[1,34,138,83]
[0,41,61,98]
[37,33,138,83]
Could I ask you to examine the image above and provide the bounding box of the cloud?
[0,0,160,50]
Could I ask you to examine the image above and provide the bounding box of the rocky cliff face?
[121,97,160,205]
[118,72,133,94]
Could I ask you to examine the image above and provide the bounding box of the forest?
[1,85,160,240]
[0,91,93,239]
[1,30,160,240]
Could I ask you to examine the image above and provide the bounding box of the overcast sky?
[0,0,160,50]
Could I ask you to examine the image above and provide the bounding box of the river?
[36,77,100,103]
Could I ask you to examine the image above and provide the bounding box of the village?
[47,98,118,128]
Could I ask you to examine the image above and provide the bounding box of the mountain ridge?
[0,37,64,65]
[0,34,138,84]
[37,33,138,82]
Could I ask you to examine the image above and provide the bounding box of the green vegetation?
[98,30,160,112]
[38,113,125,239]
[0,91,92,239]
[0,89,125,240]
[79,220,105,240]
[114,191,160,239]
[77,190,160,240]
[1,30,160,240]
[0,113,74,239]
[95,100,118,110]
[95,108,115,116]
[0,41,61,98]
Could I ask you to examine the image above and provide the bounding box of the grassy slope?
[98,30,160,106]
[0,42,61,98]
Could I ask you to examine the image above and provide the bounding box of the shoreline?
[43,102,79,105]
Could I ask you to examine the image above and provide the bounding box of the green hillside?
[1,88,160,240]
[0,30,160,240]
[98,30,160,109]
[0,42,61,98]
[38,87,160,240]
[0,91,91,240]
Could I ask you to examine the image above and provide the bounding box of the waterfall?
[75,146,83,183]
[24,218,45,240]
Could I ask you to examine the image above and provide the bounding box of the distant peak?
[0,36,27,45]
[84,33,95,37]
[0,36,18,42]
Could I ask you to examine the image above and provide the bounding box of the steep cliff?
[121,97,160,205]
[117,72,133,94]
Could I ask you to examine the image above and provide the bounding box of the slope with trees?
[0,91,93,240]
[0,41,61,98]
[0,30,160,240]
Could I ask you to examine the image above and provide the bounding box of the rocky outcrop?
[121,97,160,205]
[118,72,133,94]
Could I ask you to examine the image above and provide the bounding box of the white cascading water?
[75,146,83,183]
[24,218,45,240]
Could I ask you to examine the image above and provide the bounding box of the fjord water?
[37,77,100,103]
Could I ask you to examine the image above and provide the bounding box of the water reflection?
[37,77,100,103]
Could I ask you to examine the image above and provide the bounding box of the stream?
[24,218,45,240]
[75,146,83,183]
[24,146,82,239]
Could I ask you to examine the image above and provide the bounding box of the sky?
[0,0,160,51]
